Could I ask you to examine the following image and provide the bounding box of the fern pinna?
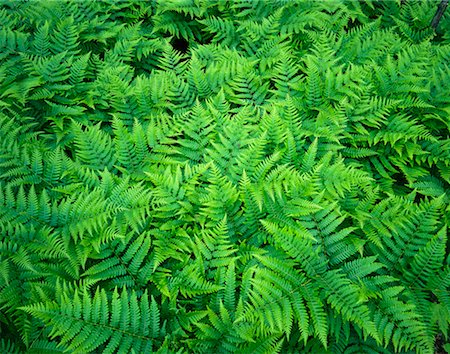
[0,0,449,353]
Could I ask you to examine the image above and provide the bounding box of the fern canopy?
[0,0,449,353]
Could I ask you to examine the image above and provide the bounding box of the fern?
[0,1,449,353]
[21,287,161,353]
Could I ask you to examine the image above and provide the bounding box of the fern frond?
[51,16,79,56]
[404,226,447,288]
[82,231,151,288]
[71,121,116,170]
[21,287,159,353]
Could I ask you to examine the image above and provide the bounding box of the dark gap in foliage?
[38,118,56,134]
[344,18,363,32]
[414,192,427,203]
[197,34,213,46]
[100,120,113,132]
[392,172,408,186]
[432,30,449,43]
[434,333,446,354]
[63,147,73,159]
[171,37,189,53]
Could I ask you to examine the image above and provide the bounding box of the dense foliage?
[0,0,449,353]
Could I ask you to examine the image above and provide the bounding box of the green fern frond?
[21,287,160,353]
[82,231,151,288]
[71,121,116,170]
[32,21,51,57]
[404,226,447,288]
[51,16,79,56]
